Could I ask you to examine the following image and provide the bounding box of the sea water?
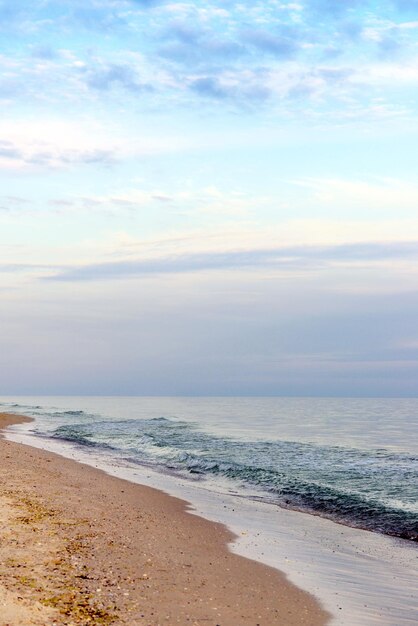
[2,396,417,625]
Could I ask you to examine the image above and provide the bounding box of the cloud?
[241,28,300,58]
[182,58,389,109]
[0,140,22,160]
[44,240,418,281]
[159,39,244,65]
[0,195,29,212]
[0,119,133,171]
[83,62,154,93]
[190,77,232,99]
[158,20,245,66]
[164,21,204,44]
[0,117,193,174]
[0,0,415,117]
[189,71,271,103]
[0,140,116,170]
[0,195,28,205]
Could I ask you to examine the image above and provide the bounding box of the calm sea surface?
[1,396,417,542]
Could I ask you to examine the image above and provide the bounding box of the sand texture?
[0,413,329,625]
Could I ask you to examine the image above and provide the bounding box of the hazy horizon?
[2,0,418,396]
[5,394,418,398]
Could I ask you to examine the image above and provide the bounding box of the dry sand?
[0,412,330,625]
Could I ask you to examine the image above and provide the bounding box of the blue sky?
[1,0,418,395]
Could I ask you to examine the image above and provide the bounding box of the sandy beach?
[0,413,329,625]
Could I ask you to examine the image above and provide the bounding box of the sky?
[1,0,418,396]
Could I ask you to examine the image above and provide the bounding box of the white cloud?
[0,119,118,170]
[0,118,190,171]
[355,60,418,85]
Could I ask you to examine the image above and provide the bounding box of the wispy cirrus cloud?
[0,137,116,171]
[0,118,190,171]
[43,240,418,281]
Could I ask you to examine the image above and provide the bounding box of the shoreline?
[0,413,329,625]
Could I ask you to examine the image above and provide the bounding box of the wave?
[46,416,418,542]
[0,403,43,410]
[51,426,114,449]
[175,452,417,540]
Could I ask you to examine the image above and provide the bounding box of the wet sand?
[0,413,330,625]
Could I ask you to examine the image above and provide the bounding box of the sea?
[1,396,417,625]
